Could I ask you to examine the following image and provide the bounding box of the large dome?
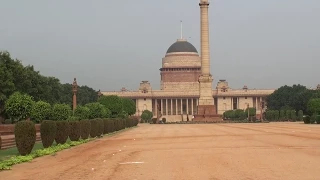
[166,39,198,54]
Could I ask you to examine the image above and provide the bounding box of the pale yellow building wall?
[217,97,232,114]
[135,98,152,116]
[238,97,253,110]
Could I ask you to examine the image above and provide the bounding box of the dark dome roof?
[166,40,198,54]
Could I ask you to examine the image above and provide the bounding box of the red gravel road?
[1,123,320,180]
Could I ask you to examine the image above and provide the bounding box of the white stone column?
[170,99,173,115]
[187,99,189,115]
[176,99,178,115]
[155,99,158,118]
[191,98,194,115]
[166,99,168,116]
[161,99,163,116]
[200,0,210,76]
[181,99,183,114]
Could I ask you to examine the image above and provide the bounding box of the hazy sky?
[1,0,319,91]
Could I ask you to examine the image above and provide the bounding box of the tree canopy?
[266,84,316,113]
[0,51,98,118]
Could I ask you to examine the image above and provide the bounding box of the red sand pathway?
[1,122,320,180]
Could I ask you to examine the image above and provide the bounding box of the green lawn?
[0,139,71,161]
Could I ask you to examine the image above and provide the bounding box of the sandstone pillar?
[176,99,178,115]
[170,100,172,115]
[161,99,163,116]
[191,99,194,115]
[194,0,221,121]
[72,78,78,114]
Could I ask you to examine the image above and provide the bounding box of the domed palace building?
[100,38,275,122]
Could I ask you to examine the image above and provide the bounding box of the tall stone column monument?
[194,0,221,121]
[72,78,78,113]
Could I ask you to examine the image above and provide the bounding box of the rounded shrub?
[40,120,57,148]
[80,119,91,139]
[303,115,310,124]
[55,121,69,144]
[316,115,320,124]
[74,105,90,120]
[5,92,35,121]
[31,101,52,123]
[69,120,81,141]
[90,119,99,138]
[51,104,71,121]
[162,118,166,123]
[14,121,36,155]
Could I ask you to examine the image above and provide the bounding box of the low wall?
[0,124,41,135]
[0,124,41,150]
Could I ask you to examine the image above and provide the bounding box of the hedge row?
[13,117,139,156]
[303,115,320,124]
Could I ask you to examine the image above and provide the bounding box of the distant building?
[101,38,275,122]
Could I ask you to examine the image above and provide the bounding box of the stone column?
[191,99,194,115]
[155,99,158,118]
[200,0,210,76]
[171,99,173,115]
[176,99,178,115]
[181,99,183,114]
[166,99,168,116]
[187,99,189,115]
[161,99,163,116]
[72,78,78,114]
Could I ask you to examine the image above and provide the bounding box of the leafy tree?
[85,102,105,119]
[245,107,256,117]
[98,95,123,117]
[51,104,71,120]
[74,105,90,120]
[0,51,98,119]
[266,84,313,113]
[5,92,35,121]
[122,98,136,116]
[307,98,320,114]
[141,110,153,122]
[31,101,52,123]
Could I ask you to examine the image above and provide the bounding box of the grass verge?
[0,126,137,170]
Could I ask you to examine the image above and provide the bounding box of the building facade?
[101,38,275,122]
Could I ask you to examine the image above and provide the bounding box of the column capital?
[199,1,210,7]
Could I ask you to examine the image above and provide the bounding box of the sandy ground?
[1,122,320,180]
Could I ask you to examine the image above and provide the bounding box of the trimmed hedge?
[97,118,104,136]
[55,121,69,144]
[40,120,57,148]
[103,119,109,134]
[69,120,81,141]
[316,115,320,124]
[14,121,36,155]
[80,120,91,139]
[303,115,311,124]
[107,119,115,133]
[90,119,99,138]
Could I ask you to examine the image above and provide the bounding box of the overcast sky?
[1,0,319,91]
